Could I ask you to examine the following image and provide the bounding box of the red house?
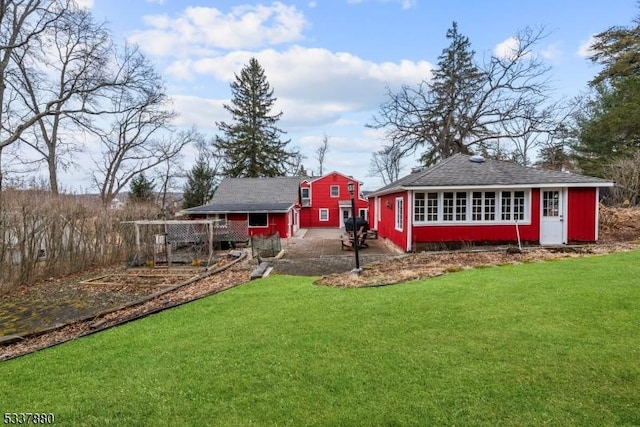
[181,177,301,238]
[368,154,614,252]
[299,171,369,228]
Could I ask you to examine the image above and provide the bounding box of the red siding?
[299,172,368,228]
[374,191,409,251]
[567,188,597,242]
[228,212,290,237]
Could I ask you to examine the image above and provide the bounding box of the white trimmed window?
[395,197,404,231]
[426,193,438,221]
[301,188,310,199]
[248,213,268,227]
[330,185,339,197]
[319,208,329,221]
[414,192,425,222]
[413,190,529,224]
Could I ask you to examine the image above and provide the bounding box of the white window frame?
[330,185,340,198]
[395,197,404,231]
[412,189,531,225]
[319,208,329,222]
[301,187,310,199]
[248,213,269,228]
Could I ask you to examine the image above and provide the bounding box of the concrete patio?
[271,228,401,276]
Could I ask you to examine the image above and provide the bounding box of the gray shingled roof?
[182,177,301,214]
[371,153,613,196]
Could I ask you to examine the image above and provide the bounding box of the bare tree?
[0,0,72,192]
[368,145,404,185]
[604,151,640,206]
[88,48,192,205]
[500,103,559,166]
[370,25,553,166]
[11,8,112,194]
[314,133,330,176]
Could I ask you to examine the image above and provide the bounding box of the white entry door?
[540,189,564,245]
[341,208,351,228]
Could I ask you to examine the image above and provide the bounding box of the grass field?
[1,251,639,426]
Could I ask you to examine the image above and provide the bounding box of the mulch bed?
[0,255,252,362]
[314,244,639,288]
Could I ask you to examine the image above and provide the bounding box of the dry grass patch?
[314,245,636,287]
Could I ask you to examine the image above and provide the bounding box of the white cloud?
[346,0,417,10]
[176,46,432,128]
[170,95,227,129]
[541,43,563,62]
[494,37,521,60]
[129,3,307,56]
[577,36,596,58]
[72,0,94,9]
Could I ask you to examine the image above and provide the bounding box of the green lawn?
[1,251,639,426]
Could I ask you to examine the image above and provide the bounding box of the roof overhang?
[369,182,614,197]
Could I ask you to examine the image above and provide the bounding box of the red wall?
[227,212,290,237]
[567,188,597,242]
[372,189,544,251]
[300,173,368,228]
[373,191,409,251]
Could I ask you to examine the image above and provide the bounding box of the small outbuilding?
[367,154,614,251]
[180,177,302,238]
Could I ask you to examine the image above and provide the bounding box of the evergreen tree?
[588,10,640,85]
[214,58,298,177]
[128,172,155,204]
[574,8,640,176]
[574,76,640,176]
[182,157,217,209]
[424,22,485,164]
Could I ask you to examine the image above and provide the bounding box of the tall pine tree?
[214,58,298,177]
[425,22,485,164]
[182,157,217,209]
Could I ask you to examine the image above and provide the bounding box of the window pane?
[501,191,511,220]
[330,186,339,197]
[455,192,467,221]
[472,192,483,221]
[514,191,525,220]
[427,193,438,221]
[414,192,425,222]
[249,213,268,227]
[443,192,454,221]
[301,188,309,198]
[484,192,495,220]
[396,199,404,230]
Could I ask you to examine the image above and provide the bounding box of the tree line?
[368,13,640,205]
[2,1,638,211]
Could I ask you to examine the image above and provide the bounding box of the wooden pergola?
[128,219,217,267]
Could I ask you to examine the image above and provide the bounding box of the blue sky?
[71,0,637,191]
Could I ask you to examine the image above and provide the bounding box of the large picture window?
[248,213,268,227]
[413,190,529,224]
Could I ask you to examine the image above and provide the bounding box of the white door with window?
[540,189,564,245]
[341,208,351,228]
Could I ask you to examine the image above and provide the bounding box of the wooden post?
[135,222,141,260]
